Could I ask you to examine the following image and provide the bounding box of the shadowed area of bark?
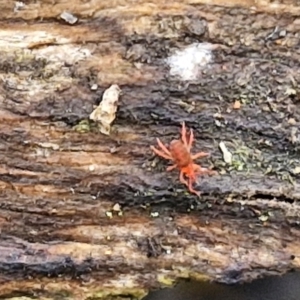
[0,0,300,299]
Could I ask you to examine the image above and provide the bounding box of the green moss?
[157,274,176,286]
[73,120,91,133]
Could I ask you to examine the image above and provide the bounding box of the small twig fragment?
[89,84,122,135]
[219,141,232,164]
[60,11,78,24]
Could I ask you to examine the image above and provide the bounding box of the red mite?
[150,122,217,197]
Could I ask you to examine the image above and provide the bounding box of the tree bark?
[0,0,300,299]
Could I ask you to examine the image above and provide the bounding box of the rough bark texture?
[1,0,300,299]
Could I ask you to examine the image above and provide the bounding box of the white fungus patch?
[14,1,25,12]
[166,43,214,81]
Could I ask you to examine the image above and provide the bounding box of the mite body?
[169,140,192,168]
[150,122,217,196]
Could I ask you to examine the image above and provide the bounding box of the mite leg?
[150,138,173,160]
[187,178,201,197]
[150,146,173,160]
[156,138,172,156]
[192,151,210,160]
[181,122,189,149]
[187,128,194,152]
[193,164,217,176]
[179,171,189,187]
[166,164,177,171]
[180,170,201,196]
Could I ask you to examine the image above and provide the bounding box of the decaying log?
[0,0,300,299]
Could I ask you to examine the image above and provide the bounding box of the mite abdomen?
[169,140,191,167]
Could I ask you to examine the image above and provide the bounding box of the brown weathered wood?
[0,0,300,299]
